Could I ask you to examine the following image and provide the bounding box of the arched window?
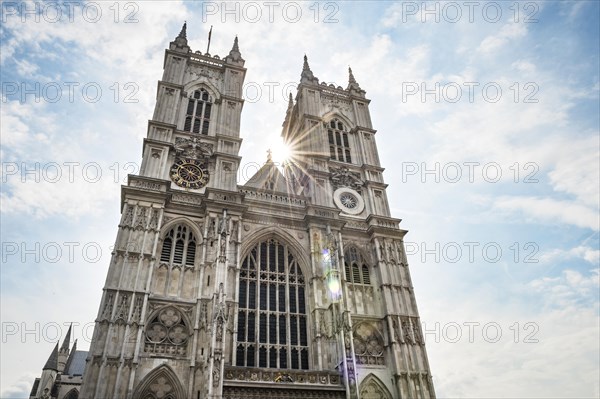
[344,246,371,285]
[236,239,309,370]
[327,119,351,163]
[63,389,79,399]
[183,88,212,134]
[160,225,196,266]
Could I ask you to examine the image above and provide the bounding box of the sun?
[270,138,292,165]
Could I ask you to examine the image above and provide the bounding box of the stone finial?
[267,149,273,163]
[300,54,319,85]
[288,92,293,109]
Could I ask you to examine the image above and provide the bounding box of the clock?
[169,158,210,189]
[333,187,365,215]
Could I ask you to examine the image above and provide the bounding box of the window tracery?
[236,239,309,370]
[184,88,212,134]
[327,119,351,163]
[160,225,196,267]
[344,246,371,285]
[144,307,189,356]
[353,323,385,366]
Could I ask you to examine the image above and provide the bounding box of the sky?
[1,1,599,398]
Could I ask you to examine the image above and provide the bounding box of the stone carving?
[330,167,363,191]
[275,373,294,383]
[101,293,114,320]
[392,318,401,342]
[150,376,172,398]
[213,362,221,387]
[172,193,202,205]
[353,322,385,366]
[402,320,413,344]
[413,321,423,345]
[121,205,134,227]
[131,296,143,324]
[115,294,130,321]
[199,301,208,330]
[144,306,189,356]
[174,137,213,161]
[135,207,147,230]
[230,221,238,242]
[148,209,160,230]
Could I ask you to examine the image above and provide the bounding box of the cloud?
[492,196,599,231]
[478,23,527,53]
[539,245,600,266]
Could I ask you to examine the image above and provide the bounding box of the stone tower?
[77,24,435,399]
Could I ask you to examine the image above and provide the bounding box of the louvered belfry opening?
[344,246,371,285]
[236,239,309,370]
[183,88,212,134]
[160,225,196,267]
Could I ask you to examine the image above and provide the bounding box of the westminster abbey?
[29,24,435,399]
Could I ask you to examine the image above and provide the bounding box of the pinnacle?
[346,65,362,91]
[178,21,187,39]
[302,54,311,72]
[348,66,357,84]
[300,54,317,83]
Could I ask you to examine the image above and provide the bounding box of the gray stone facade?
[30,24,435,399]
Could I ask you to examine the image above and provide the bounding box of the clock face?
[170,158,210,189]
[333,188,365,215]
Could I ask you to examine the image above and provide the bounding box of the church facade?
[30,24,435,399]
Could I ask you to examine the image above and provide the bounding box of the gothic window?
[144,307,189,356]
[236,239,309,370]
[63,389,79,399]
[160,225,196,266]
[327,119,352,163]
[344,246,371,285]
[183,88,212,134]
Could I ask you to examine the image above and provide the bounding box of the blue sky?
[1,1,599,397]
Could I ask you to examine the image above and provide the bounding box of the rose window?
[340,193,358,209]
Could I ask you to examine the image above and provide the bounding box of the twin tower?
[31,24,435,399]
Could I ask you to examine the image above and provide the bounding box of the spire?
[287,92,293,109]
[43,343,59,371]
[177,21,187,39]
[59,324,72,353]
[225,35,244,64]
[300,54,319,84]
[64,339,78,374]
